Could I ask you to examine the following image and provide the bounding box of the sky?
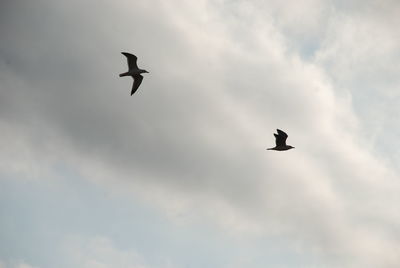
[1,0,400,267]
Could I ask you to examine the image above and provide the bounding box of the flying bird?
[267,129,295,151]
[119,52,149,95]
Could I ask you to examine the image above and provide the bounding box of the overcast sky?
[1,0,400,267]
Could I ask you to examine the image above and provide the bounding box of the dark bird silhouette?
[267,129,295,151]
[119,52,149,95]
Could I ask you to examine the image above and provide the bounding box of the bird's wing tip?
[277,129,287,135]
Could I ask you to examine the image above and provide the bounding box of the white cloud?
[0,261,39,268]
[63,236,158,268]
[17,263,38,268]
[1,0,400,267]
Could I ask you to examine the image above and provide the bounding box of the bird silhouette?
[267,129,295,151]
[119,52,149,95]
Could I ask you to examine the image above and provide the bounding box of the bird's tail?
[119,72,129,77]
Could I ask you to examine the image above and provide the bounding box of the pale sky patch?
[1,0,400,267]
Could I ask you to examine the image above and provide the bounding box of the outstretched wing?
[131,75,144,95]
[121,52,138,70]
[274,129,288,146]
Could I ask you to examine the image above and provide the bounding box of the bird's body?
[119,69,147,77]
[119,52,149,95]
[267,129,295,151]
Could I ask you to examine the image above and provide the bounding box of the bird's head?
[288,146,295,150]
[142,70,149,74]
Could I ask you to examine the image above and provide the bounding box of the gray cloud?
[1,0,400,267]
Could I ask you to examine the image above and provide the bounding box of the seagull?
[267,129,295,151]
[119,52,149,95]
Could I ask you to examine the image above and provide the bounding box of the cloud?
[313,0,400,164]
[63,236,152,268]
[0,260,39,268]
[1,0,400,267]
